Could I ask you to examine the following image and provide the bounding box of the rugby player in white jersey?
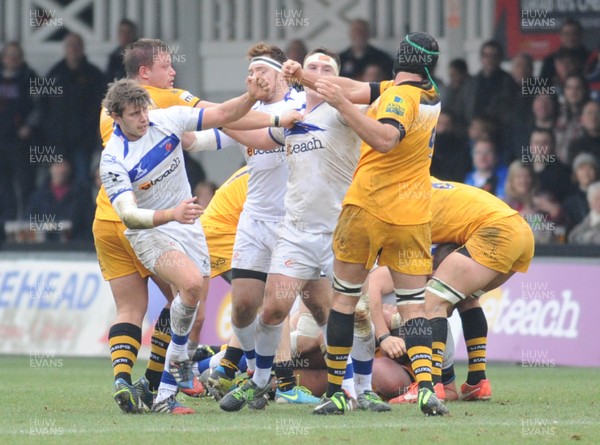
[99,77,270,413]
[206,43,306,400]
[217,48,390,412]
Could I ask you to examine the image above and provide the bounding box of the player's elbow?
[370,136,396,153]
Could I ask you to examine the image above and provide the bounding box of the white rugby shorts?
[269,222,333,281]
[126,220,210,276]
[231,212,281,274]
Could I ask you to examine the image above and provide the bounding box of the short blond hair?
[102,79,151,116]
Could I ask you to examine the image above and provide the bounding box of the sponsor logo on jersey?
[286,136,325,155]
[179,91,195,102]
[432,182,454,190]
[385,100,405,116]
[130,134,180,182]
[101,154,117,164]
[102,171,122,183]
[138,157,181,190]
[246,145,285,157]
[211,257,227,269]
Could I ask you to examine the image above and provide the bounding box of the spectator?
[527,128,574,202]
[441,58,471,133]
[467,115,497,151]
[550,48,584,97]
[193,180,218,209]
[510,53,536,154]
[531,191,569,244]
[339,19,393,79]
[0,41,42,216]
[563,153,597,229]
[531,93,559,131]
[286,39,308,64]
[555,74,589,163]
[511,94,560,160]
[106,19,138,81]
[358,63,387,82]
[504,160,538,215]
[568,181,600,244]
[511,52,534,86]
[43,33,106,184]
[430,110,470,182]
[586,44,600,100]
[464,40,518,162]
[540,18,590,84]
[567,100,600,164]
[26,160,93,241]
[464,138,508,199]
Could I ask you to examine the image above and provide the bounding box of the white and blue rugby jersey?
[270,102,361,233]
[242,88,305,221]
[99,106,202,218]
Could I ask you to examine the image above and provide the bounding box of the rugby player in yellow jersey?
[94,38,298,414]
[285,32,446,416]
[200,167,248,282]
[369,178,535,403]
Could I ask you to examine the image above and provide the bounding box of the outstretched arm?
[316,79,401,153]
[221,127,281,150]
[225,109,303,131]
[283,59,372,104]
[200,75,270,129]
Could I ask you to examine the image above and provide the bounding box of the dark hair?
[247,42,287,64]
[531,127,556,146]
[480,40,504,58]
[123,38,170,78]
[119,18,138,30]
[102,79,151,116]
[449,58,468,74]
[562,17,584,34]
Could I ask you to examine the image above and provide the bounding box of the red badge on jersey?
[165,143,173,152]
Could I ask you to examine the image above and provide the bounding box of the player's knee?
[261,304,287,325]
[232,297,259,325]
[333,274,364,298]
[178,276,203,300]
[425,277,465,310]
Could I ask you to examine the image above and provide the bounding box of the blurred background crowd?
[1,17,600,246]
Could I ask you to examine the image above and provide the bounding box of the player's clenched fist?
[246,75,271,101]
[173,197,204,224]
[282,60,303,81]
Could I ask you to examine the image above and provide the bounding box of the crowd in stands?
[1,17,599,245]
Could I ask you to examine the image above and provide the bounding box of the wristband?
[378,333,391,344]
[270,115,280,127]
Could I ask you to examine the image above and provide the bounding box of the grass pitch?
[0,357,597,444]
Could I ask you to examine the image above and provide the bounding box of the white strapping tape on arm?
[187,129,219,152]
[112,191,155,229]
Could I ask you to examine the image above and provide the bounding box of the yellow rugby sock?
[109,323,141,385]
